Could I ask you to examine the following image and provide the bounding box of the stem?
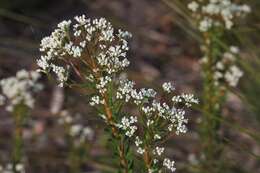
[118,139,129,173]
[102,93,118,136]
[80,44,132,172]
[102,95,131,173]
[67,133,81,173]
[13,125,22,169]
[12,105,25,173]
[200,32,225,172]
[143,147,152,170]
[138,106,153,172]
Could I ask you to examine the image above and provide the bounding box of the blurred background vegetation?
[0,0,259,172]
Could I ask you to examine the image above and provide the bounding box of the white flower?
[224,65,243,87]
[16,69,30,79]
[154,134,161,140]
[174,109,188,135]
[153,146,165,156]
[89,95,104,106]
[117,79,157,105]
[199,17,213,32]
[172,95,182,103]
[135,136,143,147]
[163,158,176,172]
[70,124,83,137]
[15,164,24,172]
[188,1,199,12]
[0,70,42,112]
[117,116,138,137]
[216,62,224,70]
[0,163,25,173]
[137,147,145,154]
[57,20,71,30]
[223,52,235,61]
[153,159,158,164]
[147,119,154,127]
[82,127,94,140]
[162,82,175,93]
[148,168,155,173]
[213,46,243,88]
[168,124,174,132]
[37,56,50,71]
[181,93,199,107]
[214,71,223,80]
[241,5,251,13]
[74,14,89,25]
[116,79,135,102]
[51,64,68,87]
[96,76,112,93]
[230,46,239,54]
[58,110,73,124]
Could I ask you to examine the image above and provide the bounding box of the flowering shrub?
[188,0,250,89]
[0,70,42,173]
[186,0,250,172]
[37,15,198,172]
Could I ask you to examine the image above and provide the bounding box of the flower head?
[37,15,132,87]
[0,70,42,112]
[188,0,251,32]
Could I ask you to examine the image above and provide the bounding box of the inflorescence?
[37,14,131,87]
[0,70,42,112]
[188,0,251,32]
[187,0,250,89]
[213,46,243,87]
[201,45,244,87]
[116,80,198,172]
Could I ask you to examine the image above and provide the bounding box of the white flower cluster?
[163,158,176,172]
[188,0,251,32]
[153,146,165,156]
[116,79,157,105]
[58,110,94,145]
[0,70,42,112]
[134,136,145,154]
[117,82,197,172]
[89,95,105,106]
[117,116,138,137]
[70,124,94,144]
[118,82,198,135]
[212,46,243,87]
[162,82,175,93]
[0,163,25,173]
[187,1,247,89]
[95,76,112,94]
[37,14,132,87]
[180,93,199,107]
